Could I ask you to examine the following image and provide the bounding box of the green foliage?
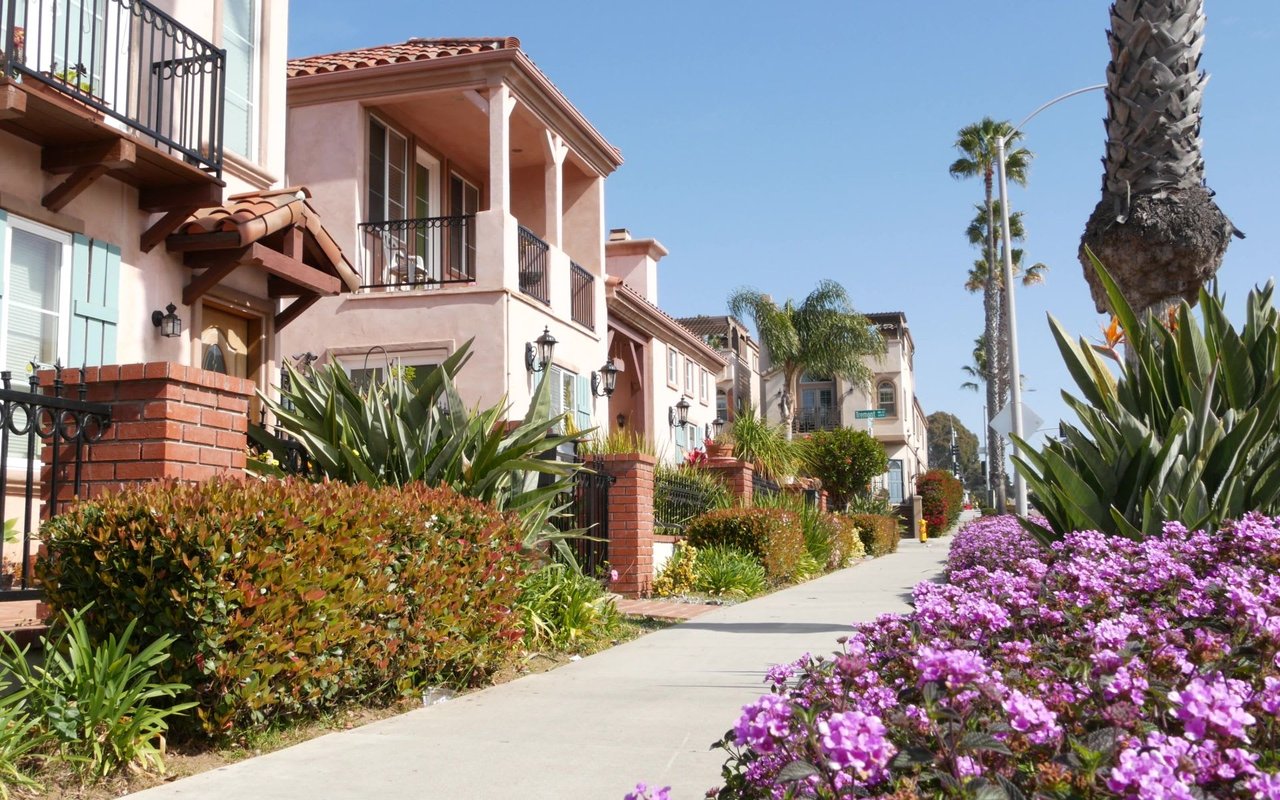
[791,551,824,582]
[516,563,621,651]
[260,339,581,539]
[828,513,867,568]
[0,689,47,797]
[36,478,529,739]
[692,546,768,599]
[725,409,800,479]
[927,412,984,492]
[847,513,899,556]
[917,469,964,532]
[580,429,656,457]
[1014,253,1280,541]
[652,542,698,597]
[801,427,888,509]
[0,609,193,779]
[686,507,805,580]
[653,464,732,535]
[846,490,892,516]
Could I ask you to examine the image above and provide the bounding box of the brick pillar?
[42,363,253,508]
[820,490,829,512]
[700,456,754,505]
[596,452,656,598]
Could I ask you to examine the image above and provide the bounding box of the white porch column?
[487,84,517,214]
[544,131,568,248]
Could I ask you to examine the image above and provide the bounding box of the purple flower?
[733,694,792,753]
[1246,772,1280,800]
[1108,733,1198,800]
[816,710,895,784]
[913,645,990,690]
[1168,673,1257,742]
[1002,689,1062,745]
[624,783,671,800]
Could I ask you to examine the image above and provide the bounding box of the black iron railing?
[654,470,719,536]
[359,215,476,290]
[1,0,226,176]
[0,365,112,601]
[752,472,780,500]
[552,458,612,576]
[793,407,841,433]
[518,225,550,304]
[569,261,594,328]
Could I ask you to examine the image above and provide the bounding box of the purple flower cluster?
[707,514,1280,799]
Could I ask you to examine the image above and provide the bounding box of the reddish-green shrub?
[827,514,867,568]
[38,478,529,738]
[847,513,899,556]
[917,469,964,533]
[685,507,805,579]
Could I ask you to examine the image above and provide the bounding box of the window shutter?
[0,210,6,304]
[69,234,120,368]
[575,374,592,433]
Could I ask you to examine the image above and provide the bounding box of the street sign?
[854,409,887,420]
[988,402,1044,440]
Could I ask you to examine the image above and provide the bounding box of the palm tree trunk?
[782,367,797,441]
[982,185,1008,511]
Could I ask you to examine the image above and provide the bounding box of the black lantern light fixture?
[524,326,557,373]
[151,303,182,338]
[590,358,619,397]
[616,413,626,429]
[711,416,726,439]
[668,396,691,428]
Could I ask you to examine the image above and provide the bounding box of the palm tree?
[1080,0,1240,320]
[728,281,884,440]
[951,119,1032,510]
[960,336,989,394]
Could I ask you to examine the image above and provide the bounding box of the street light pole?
[995,83,1104,517]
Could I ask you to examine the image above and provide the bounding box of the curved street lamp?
[996,84,1104,516]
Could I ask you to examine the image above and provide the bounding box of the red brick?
[143,362,173,380]
[140,442,200,463]
[114,461,170,481]
[216,430,243,449]
[79,462,115,480]
[229,451,246,470]
[97,365,120,382]
[199,447,231,467]
[94,442,141,461]
[119,364,146,381]
[148,402,201,423]
[217,394,250,413]
[181,463,220,482]
[111,403,143,422]
[185,389,218,408]
[200,409,235,430]
[116,421,183,441]
[117,381,173,401]
[182,425,218,446]
[85,384,117,402]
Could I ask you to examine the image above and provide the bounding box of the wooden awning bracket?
[41,139,135,212]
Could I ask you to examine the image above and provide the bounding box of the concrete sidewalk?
[130,531,956,800]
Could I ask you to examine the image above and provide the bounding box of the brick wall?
[41,363,254,510]
[699,455,754,505]
[596,453,656,597]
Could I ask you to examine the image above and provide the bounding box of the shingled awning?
[165,187,359,330]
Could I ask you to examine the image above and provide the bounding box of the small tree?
[802,428,888,511]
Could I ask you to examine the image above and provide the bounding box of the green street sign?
[854,409,887,419]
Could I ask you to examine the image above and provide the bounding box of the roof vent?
[608,228,631,241]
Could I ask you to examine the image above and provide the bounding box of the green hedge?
[38,478,529,738]
[847,513,899,556]
[685,507,805,580]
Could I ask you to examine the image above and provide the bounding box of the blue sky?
[291,2,1280,452]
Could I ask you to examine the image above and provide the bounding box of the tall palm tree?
[960,336,989,394]
[728,281,884,440]
[1080,0,1240,320]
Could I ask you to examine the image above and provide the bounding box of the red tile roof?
[287,37,521,78]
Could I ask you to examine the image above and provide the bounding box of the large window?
[1,219,71,379]
[222,0,258,159]
[877,381,897,417]
[368,117,410,224]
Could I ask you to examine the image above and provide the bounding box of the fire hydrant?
[918,519,928,543]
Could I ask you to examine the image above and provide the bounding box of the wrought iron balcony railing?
[569,261,594,328]
[518,225,550,304]
[2,0,226,176]
[793,407,841,434]
[359,215,476,290]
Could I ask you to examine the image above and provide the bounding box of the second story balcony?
[359,215,476,289]
[1,0,224,214]
[793,407,842,434]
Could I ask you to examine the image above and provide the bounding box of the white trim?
[222,0,261,160]
[0,215,72,378]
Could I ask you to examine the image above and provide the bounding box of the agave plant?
[1013,251,1280,541]
[259,339,588,546]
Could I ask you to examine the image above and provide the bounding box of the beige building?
[0,0,352,418]
[278,37,621,431]
[675,314,763,423]
[763,311,928,505]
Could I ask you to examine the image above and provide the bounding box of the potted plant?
[704,433,734,460]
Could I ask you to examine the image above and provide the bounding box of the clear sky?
[290,1,1280,453]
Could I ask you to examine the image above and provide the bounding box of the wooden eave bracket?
[274,293,320,331]
[0,84,26,120]
[141,209,194,253]
[41,139,135,212]
[181,242,341,307]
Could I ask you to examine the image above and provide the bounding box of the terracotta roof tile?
[288,37,520,78]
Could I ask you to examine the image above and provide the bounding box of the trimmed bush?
[693,546,768,598]
[917,468,963,532]
[847,513,898,556]
[828,514,867,568]
[652,542,698,597]
[38,478,530,738]
[800,427,888,510]
[686,507,805,580]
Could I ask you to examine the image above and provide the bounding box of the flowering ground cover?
[679,514,1280,799]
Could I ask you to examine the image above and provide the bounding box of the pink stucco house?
[279,37,624,432]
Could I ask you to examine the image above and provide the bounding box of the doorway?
[200,303,264,420]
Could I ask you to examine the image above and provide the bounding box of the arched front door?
[200,307,250,378]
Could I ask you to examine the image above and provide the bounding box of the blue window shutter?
[70,234,120,368]
[575,374,592,433]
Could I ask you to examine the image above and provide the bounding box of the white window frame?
[221,0,260,161]
[877,380,898,418]
[335,351,439,389]
[684,357,694,393]
[700,369,710,404]
[666,346,679,388]
[1,215,73,379]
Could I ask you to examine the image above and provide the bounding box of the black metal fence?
[553,459,612,576]
[518,225,550,304]
[2,0,226,175]
[654,469,719,535]
[358,215,476,290]
[569,261,594,328]
[792,407,841,433]
[0,366,111,600]
[752,472,780,500]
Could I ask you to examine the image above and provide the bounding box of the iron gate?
[0,366,111,600]
[553,459,613,576]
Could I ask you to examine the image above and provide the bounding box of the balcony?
[793,407,841,434]
[358,215,476,290]
[1,0,224,216]
[518,225,549,304]
[569,261,594,328]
